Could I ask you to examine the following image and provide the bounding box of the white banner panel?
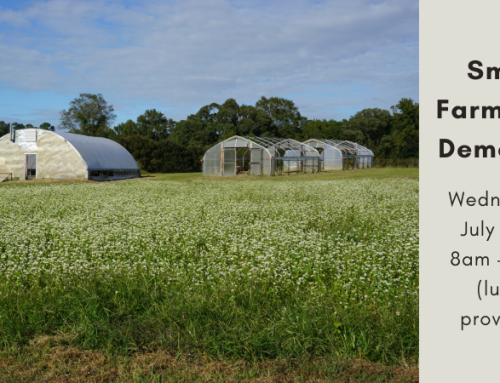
[421,1,500,381]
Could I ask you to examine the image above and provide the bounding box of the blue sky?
[0,0,418,127]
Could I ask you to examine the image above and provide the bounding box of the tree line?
[1,93,418,173]
[0,121,55,136]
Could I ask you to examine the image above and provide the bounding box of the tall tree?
[114,119,138,137]
[389,98,419,158]
[116,135,201,173]
[215,98,240,139]
[59,93,116,137]
[170,103,220,150]
[300,119,331,140]
[255,96,305,139]
[343,108,392,147]
[0,121,9,137]
[0,122,26,136]
[236,105,275,137]
[136,109,173,140]
[170,118,218,151]
[11,122,25,131]
[39,122,55,131]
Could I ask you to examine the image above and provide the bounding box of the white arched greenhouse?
[202,136,321,176]
[304,139,374,170]
[0,129,140,181]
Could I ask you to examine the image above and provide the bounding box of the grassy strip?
[0,168,419,188]
[141,168,419,182]
[0,273,418,365]
[0,338,418,382]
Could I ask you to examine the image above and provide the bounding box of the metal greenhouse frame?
[202,136,321,176]
[304,139,374,170]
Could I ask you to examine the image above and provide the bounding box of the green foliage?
[115,111,174,141]
[299,100,419,159]
[11,122,26,131]
[0,121,27,134]
[170,104,220,151]
[8,94,419,173]
[59,93,116,137]
[0,121,9,137]
[116,135,201,173]
[114,119,138,137]
[342,108,392,148]
[169,100,279,152]
[300,119,344,140]
[237,104,276,137]
[136,109,173,141]
[388,98,419,159]
[215,98,239,139]
[39,122,55,131]
[0,274,418,364]
[0,121,56,135]
[255,96,306,139]
[0,178,418,364]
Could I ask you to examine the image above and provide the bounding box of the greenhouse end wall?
[304,139,373,171]
[0,130,87,180]
[202,137,274,177]
[202,143,223,176]
[322,146,343,170]
[203,136,322,177]
[0,129,141,181]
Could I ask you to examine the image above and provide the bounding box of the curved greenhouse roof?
[203,136,320,176]
[57,132,140,171]
[304,139,374,170]
[304,139,374,156]
[222,136,320,156]
[0,129,140,181]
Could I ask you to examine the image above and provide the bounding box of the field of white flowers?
[0,178,417,306]
[0,177,418,362]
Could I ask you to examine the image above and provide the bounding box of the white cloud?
[0,0,418,121]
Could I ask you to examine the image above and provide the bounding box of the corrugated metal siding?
[56,133,140,171]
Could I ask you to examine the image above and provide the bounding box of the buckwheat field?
[0,178,418,364]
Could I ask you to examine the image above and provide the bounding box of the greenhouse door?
[223,148,236,176]
[250,148,262,176]
[25,154,36,180]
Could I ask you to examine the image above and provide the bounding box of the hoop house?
[202,136,321,176]
[355,143,374,168]
[0,129,140,181]
[304,139,374,170]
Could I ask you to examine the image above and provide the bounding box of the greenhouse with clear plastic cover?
[304,139,374,170]
[202,136,321,176]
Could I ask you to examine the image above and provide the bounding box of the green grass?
[0,274,417,363]
[0,168,418,187]
[0,171,418,381]
[141,167,418,182]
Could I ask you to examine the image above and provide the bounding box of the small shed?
[0,129,140,181]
